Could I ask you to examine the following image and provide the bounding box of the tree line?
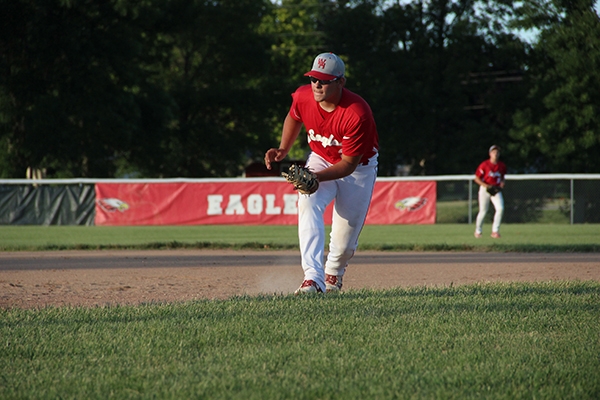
[1,0,599,179]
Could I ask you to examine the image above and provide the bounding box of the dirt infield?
[1,250,599,309]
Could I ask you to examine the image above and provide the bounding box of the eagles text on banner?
[95,180,436,226]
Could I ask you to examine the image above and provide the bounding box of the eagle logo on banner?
[97,198,129,213]
[395,197,427,212]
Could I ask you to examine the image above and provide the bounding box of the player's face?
[309,77,343,103]
[490,149,500,163]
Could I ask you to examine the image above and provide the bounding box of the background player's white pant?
[475,185,504,234]
[298,152,377,292]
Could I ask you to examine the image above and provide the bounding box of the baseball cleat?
[294,280,323,295]
[325,274,343,292]
[474,232,482,238]
[491,232,501,238]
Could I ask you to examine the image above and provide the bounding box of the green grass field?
[1,224,599,398]
[1,224,599,252]
[1,282,599,399]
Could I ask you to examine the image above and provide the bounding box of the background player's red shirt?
[476,160,506,186]
[289,85,379,165]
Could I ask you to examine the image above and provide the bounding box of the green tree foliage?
[258,0,337,161]
[0,0,172,178]
[509,0,600,172]
[0,0,274,178]
[322,0,530,175]
[1,0,599,178]
[140,0,274,177]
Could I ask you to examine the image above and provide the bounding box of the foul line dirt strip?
[0,250,598,271]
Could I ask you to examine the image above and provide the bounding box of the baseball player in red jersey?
[264,52,379,294]
[474,145,506,238]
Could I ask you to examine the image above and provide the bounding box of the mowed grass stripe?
[1,281,599,399]
[1,224,599,252]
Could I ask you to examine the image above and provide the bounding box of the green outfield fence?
[1,174,600,225]
[425,174,600,224]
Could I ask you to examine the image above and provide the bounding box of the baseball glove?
[282,164,319,195]
[487,186,502,196]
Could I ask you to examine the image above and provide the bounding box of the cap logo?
[317,58,327,69]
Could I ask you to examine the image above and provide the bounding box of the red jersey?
[476,160,507,186]
[289,85,379,165]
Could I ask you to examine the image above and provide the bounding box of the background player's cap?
[489,145,500,152]
[304,52,345,80]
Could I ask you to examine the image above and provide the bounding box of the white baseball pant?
[298,152,377,292]
[475,185,504,234]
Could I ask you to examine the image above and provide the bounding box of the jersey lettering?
[307,129,341,148]
[487,171,503,185]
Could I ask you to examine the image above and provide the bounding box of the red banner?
[95,179,435,226]
[366,180,436,224]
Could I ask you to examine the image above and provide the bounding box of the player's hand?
[264,148,286,170]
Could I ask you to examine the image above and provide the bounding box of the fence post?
[570,178,574,225]
[468,179,472,224]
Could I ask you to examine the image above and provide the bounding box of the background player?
[264,52,379,294]
[474,145,506,238]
